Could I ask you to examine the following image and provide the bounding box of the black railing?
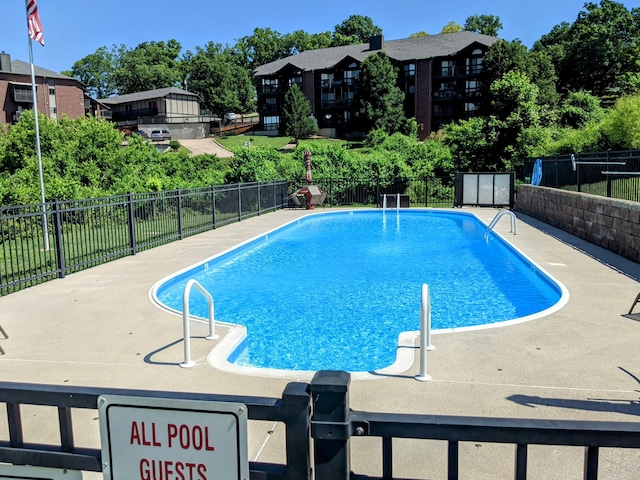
[289,176,456,209]
[523,150,640,202]
[0,181,288,295]
[2,372,640,479]
[112,107,159,121]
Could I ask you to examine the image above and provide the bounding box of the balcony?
[112,107,159,122]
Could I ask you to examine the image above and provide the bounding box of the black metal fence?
[523,150,640,202]
[2,371,640,479]
[0,181,288,296]
[288,176,456,208]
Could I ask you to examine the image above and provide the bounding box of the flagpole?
[26,10,49,251]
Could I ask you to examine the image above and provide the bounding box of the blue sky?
[3,0,640,73]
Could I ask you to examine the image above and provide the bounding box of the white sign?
[99,395,249,480]
[0,465,82,479]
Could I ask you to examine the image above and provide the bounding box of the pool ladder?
[484,210,517,240]
[181,279,219,368]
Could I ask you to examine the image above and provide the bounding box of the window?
[48,86,55,96]
[289,70,302,87]
[464,102,478,117]
[466,50,483,75]
[403,63,416,77]
[321,73,334,87]
[441,60,454,77]
[262,78,278,92]
[466,80,481,96]
[263,115,279,131]
[13,85,35,103]
[265,97,276,105]
[343,69,358,84]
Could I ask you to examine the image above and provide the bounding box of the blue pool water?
[153,210,564,372]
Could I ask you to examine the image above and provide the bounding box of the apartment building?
[0,52,86,125]
[254,32,499,139]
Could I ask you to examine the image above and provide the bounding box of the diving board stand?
[629,292,640,315]
[0,324,7,355]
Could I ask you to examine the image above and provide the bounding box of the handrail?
[484,210,517,240]
[416,283,435,381]
[181,279,218,368]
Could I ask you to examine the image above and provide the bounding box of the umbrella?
[304,149,312,182]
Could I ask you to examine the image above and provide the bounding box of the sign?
[98,395,249,480]
[0,465,81,479]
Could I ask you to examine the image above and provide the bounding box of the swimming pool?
[151,210,567,373]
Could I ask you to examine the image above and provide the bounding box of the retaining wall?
[514,185,640,263]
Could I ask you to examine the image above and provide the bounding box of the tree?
[538,1,640,97]
[409,31,429,38]
[481,40,558,113]
[334,15,382,42]
[234,27,289,70]
[352,52,406,135]
[183,42,255,115]
[558,91,604,128]
[440,22,464,34]
[68,44,126,98]
[114,40,183,94]
[279,84,317,140]
[602,94,640,148]
[464,14,503,36]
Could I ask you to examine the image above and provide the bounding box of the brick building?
[254,32,499,139]
[0,52,86,125]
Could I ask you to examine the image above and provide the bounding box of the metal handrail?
[416,283,435,381]
[181,279,218,368]
[484,210,517,240]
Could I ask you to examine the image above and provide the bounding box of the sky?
[3,0,640,74]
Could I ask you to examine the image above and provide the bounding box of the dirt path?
[179,138,234,157]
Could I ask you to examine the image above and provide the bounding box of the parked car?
[132,130,149,139]
[224,113,237,125]
[150,129,171,141]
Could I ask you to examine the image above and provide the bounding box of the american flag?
[26,0,45,46]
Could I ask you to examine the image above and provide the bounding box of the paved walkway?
[179,137,234,157]
[2,207,640,479]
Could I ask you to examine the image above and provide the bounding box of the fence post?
[211,185,217,229]
[237,184,242,221]
[177,188,183,240]
[310,370,351,480]
[329,177,333,208]
[127,192,137,255]
[258,182,262,215]
[282,382,313,480]
[425,177,429,207]
[52,200,65,279]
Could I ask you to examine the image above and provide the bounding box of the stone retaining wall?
[514,185,640,263]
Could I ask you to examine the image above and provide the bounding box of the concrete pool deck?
[2,207,640,478]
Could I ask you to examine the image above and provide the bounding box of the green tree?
[234,27,289,70]
[409,31,429,38]
[440,22,464,34]
[539,1,640,97]
[353,52,406,135]
[279,84,317,140]
[114,40,183,94]
[481,40,558,112]
[68,44,126,98]
[334,15,382,43]
[601,94,640,148]
[464,14,503,36]
[558,91,604,128]
[183,42,255,115]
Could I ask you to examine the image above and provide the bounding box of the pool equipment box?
[98,395,249,480]
[0,465,82,479]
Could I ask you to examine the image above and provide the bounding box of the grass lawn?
[217,135,358,152]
